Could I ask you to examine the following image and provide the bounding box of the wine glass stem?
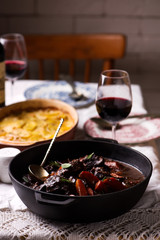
[10,79,15,100]
[112,124,117,140]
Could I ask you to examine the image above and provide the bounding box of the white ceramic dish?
[0,147,20,183]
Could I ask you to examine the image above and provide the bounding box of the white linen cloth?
[0,80,160,240]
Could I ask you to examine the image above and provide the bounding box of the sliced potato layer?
[0,108,74,143]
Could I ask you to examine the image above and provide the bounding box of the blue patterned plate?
[24,81,96,108]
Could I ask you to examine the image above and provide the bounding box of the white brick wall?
[37,0,104,15]
[9,17,73,34]
[0,0,34,14]
[105,0,144,16]
[76,18,140,34]
[1,0,160,79]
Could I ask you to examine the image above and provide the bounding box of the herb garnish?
[61,163,72,169]
[60,177,72,183]
[50,161,61,168]
[86,152,94,159]
[22,176,29,183]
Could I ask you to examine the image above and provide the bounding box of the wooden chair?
[24,34,126,82]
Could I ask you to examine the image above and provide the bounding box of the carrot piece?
[103,177,126,191]
[56,166,62,175]
[87,187,94,196]
[95,180,109,193]
[79,171,99,186]
[76,179,88,196]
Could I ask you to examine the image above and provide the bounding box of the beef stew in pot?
[23,153,144,196]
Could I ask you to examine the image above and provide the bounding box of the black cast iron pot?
[9,139,152,222]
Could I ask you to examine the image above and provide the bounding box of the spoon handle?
[40,118,64,167]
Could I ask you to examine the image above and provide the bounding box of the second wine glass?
[0,33,27,99]
[95,69,132,140]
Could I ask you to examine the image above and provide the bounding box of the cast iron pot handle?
[35,192,75,205]
[93,137,118,144]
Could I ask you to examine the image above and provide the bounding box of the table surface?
[1,80,160,240]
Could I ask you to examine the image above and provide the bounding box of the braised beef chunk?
[105,160,126,179]
[22,153,145,196]
[44,160,61,173]
[91,167,110,180]
[105,160,124,171]
[22,174,40,187]
[68,158,84,174]
[36,175,76,195]
[81,153,104,170]
[56,167,70,178]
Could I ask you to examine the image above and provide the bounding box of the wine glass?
[95,69,132,140]
[0,33,27,99]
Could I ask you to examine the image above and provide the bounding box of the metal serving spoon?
[68,81,84,101]
[60,74,85,101]
[28,118,64,181]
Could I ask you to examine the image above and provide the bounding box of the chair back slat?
[54,59,60,80]
[84,60,91,83]
[25,34,126,82]
[69,59,75,79]
[103,59,114,71]
[39,59,44,80]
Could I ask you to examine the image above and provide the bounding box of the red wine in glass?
[5,60,27,80]
[0,33,27,101]
[96,70,132,140]
[96,97,132,123]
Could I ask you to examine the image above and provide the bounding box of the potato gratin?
[0,108,74,143]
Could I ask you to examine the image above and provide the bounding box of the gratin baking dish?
[0,99,78,150]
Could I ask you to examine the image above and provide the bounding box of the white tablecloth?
[1,80,160,239]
